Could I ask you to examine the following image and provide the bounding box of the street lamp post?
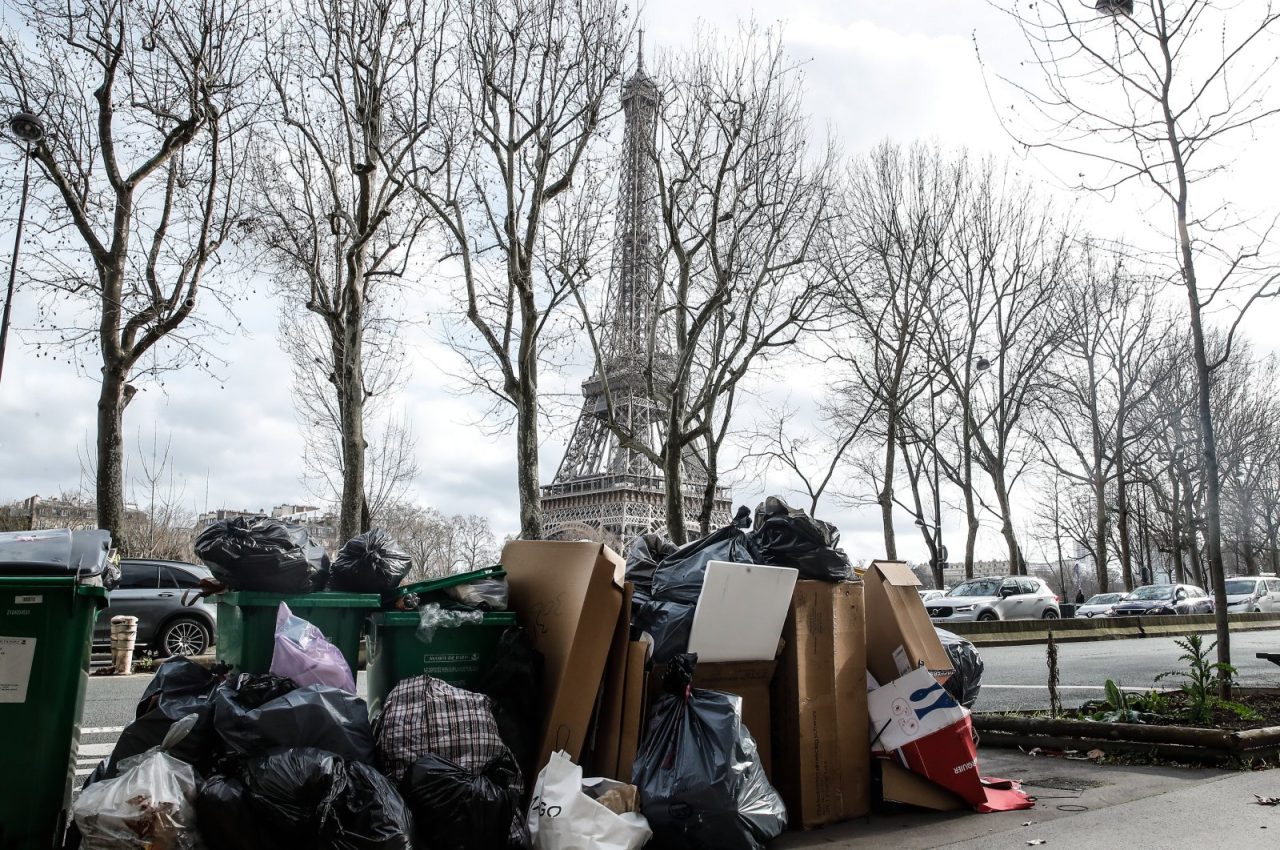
[0,111,45,386]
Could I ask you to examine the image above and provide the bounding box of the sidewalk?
[779,748,1278,849]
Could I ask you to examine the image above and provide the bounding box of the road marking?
[77,743,116,758]
[82,726,125,735]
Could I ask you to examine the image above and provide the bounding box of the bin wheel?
[158,618,210,658]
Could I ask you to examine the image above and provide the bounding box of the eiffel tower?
[541,41,731,544]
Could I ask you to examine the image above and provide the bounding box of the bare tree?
[827,141,960,559]
[418,0,631,540]
[930,159,1074,574]
[123,427,195,560]
[579,25,836,543]
[252,0,447,544]
[0,0,263,545]
[995,0,1280,694]
[380,501,498,578]
[741,400,870,516]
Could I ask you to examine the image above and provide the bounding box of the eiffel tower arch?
[541,41,731,545]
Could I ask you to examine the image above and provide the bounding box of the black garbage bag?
[332,761,416,850]
[240,748,413,850]
[649,526,760,606]
[197,774,270,850]
[213,682,375,763]
[194,515,330,593]
[750,495,852,582]
[329,528,413,600]
[626,533,677,594]
[101,657,222,779]
[632,653,787,849]
[400,752,521,850]
[936,627,984,709]
[472,626,544,785]
[220,671,298,707]
[632,597,696,665]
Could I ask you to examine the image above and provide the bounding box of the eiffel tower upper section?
[541,41,731,543]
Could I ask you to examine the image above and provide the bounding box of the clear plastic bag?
[72,745,200,850]
[416,602,484,643]
[442,576,509,611]
[269,602,356,693]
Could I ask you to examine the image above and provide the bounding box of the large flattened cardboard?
[771,580,870,829]
[863,560,953,688]
[502,540,625,770]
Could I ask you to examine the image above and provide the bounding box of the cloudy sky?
[2,1,1277,564]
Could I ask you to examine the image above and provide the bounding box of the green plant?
[1082,679,1153,723]
[1155,634,1239,724]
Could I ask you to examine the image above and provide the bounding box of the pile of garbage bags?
[630,495,852,663]
[194,520,412,596]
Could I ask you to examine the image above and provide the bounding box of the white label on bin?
[0,636,36,704]
[14,595,41,605]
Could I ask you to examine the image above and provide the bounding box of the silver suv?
[926,576,1061,622]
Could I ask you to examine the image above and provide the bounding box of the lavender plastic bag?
[269,602,356,693]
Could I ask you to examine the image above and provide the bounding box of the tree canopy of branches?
[0,0,264,546]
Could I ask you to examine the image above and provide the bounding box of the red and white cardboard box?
[868,666,965,754]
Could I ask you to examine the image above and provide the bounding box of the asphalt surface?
[977,630,1280,711]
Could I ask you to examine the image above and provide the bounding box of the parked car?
[918,589,947,603]
[1219,576,1280,614]
[1075,592,1125,618]
[92,559,218,657]
[1109,583,1211,617]
[925,576,1061,622]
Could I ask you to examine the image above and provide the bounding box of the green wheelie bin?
[0,528,112,850]
[216,590,381,675]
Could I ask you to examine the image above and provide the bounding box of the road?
[977,629,1280,711]
[73,632,1280,775]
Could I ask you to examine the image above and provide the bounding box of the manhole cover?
[1024,776,1110,791]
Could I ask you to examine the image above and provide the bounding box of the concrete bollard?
[110,615,138,675]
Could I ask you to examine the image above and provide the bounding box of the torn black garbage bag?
[648,526,760,606]
[632,597,695,665]
[472,626,544,784]
[102,657,222,779]
[632,653,787,849]
[194,515,330,593]
[329,528,413,599]
[400,752,521,850]
[213,681,375,763]
[750,495,852,581]
[625,533,677,594]
[936,627,984,709]
[197,774,270,850]
[240,748,413,850]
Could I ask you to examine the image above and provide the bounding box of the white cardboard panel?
[687,561,798,662]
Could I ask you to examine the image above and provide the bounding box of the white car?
[1075,592,1125,618]
[925,576,1062,622]
[1222,576,1280,613]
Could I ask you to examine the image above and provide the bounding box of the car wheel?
[1042,609,1059,619]
[976,611,999,622]
[157,618,210,658]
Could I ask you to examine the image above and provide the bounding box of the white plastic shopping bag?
[526,750,651,850]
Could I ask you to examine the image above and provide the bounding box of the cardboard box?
[771,580,870,829]
[863,560,953,688]
[616,638,651,780]
[584,582,634,779]
[502,540,625,770]
[647,659,776,777]
[876,759,966,812]
[868,666,966,754]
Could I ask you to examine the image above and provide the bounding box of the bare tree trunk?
[1170,471,1186,584]
[96,367,129,545]
[880,415,898,559]
[1116,462,1134,591]
[697,437,720,537]
[664,439,687,547]
[337,304,366,544]
[515,378,543,541]
[991,469,1022,574]
[962,422,977,580]
[1093,474,1110,593]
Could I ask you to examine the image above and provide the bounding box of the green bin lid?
[219,590,382,608]
[395,565,506,599]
